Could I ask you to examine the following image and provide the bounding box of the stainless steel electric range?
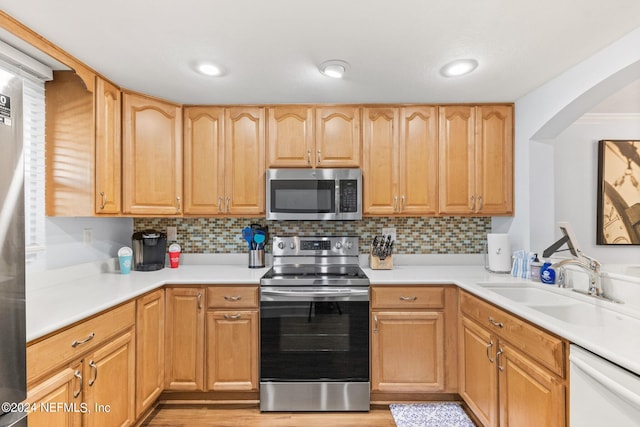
[259,236,370,412]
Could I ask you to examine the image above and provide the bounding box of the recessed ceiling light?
[319,60,350,79]
[195,62,223,77]
[440,59,478,77]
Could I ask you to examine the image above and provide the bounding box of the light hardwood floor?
[140,404,397,427]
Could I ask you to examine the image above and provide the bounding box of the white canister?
[486,233,512,273]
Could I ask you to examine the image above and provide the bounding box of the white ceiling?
[1,0,640,105]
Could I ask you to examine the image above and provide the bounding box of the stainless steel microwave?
[266,168,362,220]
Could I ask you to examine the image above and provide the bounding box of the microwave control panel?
[340,180,358,213]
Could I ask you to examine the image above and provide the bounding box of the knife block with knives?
[370,235,394,270]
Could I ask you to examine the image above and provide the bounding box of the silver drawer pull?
[73,370,82,398]
[88,360,98,386]
[488,316,504,328]
[71,332,95,348]
[224,295,242,302]
[399,296,417,302]
[224,313,242,320]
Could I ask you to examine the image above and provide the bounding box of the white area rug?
[390,403,475,427]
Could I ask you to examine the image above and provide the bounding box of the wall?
[552,113,640,263]
[134,217,491,254]
[27,217,133,273]
[498,26,640,259]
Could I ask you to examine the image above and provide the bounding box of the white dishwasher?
[570,344,640,427]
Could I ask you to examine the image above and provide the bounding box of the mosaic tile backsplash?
[134,217,491,254]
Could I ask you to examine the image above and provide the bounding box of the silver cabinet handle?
[393,196,398,212]
[224,313,242,320]
[496,347,504,372]
[488,316,504,328]
[317,149,321,165]
[176,196,181,212]
[99,192,107,210]
[307,149,311,165]
[197,292,203,310]
[401,195,406,211]
[224,295,242,302]
[373,315,379,333]
[73,370,83,398]
[478,195,483,211]
[470,195,475,210]
[399,295,417,302]
[71,332,95,348]
[88,360,98,386]
[217,196,223,213]
[486,340,494,363]
[225,196,230,212]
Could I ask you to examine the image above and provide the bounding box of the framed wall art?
[597,140,640,245]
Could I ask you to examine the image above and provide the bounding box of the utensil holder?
[248,249,265,268]
[370,253,393,270]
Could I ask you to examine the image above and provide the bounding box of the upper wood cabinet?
[438,105,513,215]
[122,92,183,215]
[46,71,96,217]
[183,107,265,215]
[183,107,225,214]
[363,106,438,215]
[266,106,314,167]
[266,106,361,168]
[95,77,122,214]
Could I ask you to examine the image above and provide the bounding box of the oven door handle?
[261,288,369,301]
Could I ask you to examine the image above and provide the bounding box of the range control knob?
[346,241,353,250]
[335,242,343,250]
[289,242,295,250]
[277,241,285,250]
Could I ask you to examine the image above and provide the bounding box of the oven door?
[260,286,370,411]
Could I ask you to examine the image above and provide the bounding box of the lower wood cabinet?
[135,289,165,417]
[27,366,82,427]
[164,285,259,393]
[459,291,567,427]
[370,285,458,395]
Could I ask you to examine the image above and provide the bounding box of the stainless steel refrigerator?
[0,69,27,426]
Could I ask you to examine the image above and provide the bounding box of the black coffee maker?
[132,230,167,271]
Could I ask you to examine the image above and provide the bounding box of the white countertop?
[27,258,640,378]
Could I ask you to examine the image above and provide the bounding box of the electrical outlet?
[166,226,177,241]
[83,228,93,245]
[382,227,396,242]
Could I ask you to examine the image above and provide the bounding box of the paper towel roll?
[487,233,512,273]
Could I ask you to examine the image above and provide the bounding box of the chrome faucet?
[550,252,602,296]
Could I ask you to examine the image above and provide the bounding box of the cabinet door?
[95,77,121,214]
[438,105,475,214]
[475,105,513,214]
[362,107,398,215]
[183,107,225,214]
[45,71,95,216]
[122,93,182,215]
[165,288,204,391]
[27,367,82,427]
[205,310,258,391]
[371,311,444,392]
[135,289,165,417]
[83,329,135,427]
[315,106,361,167]
[399,106,438,214]
[224,107,265,215]
[459,316,499,427]
[498,342,565,427]
[266,106,314,167]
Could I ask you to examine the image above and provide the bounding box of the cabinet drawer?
[460,291,565,377]
[27,301,135,385]
[207,286,259,309]
[372,286,445,309]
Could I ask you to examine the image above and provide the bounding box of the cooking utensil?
[242,227,254,250]
[254,232,266,250]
